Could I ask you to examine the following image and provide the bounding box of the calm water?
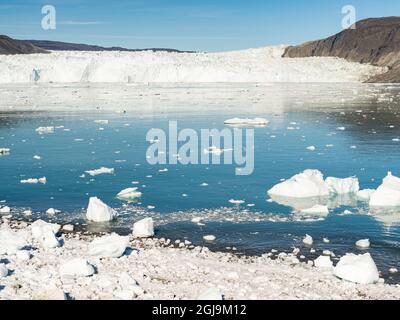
[1,84,400,282]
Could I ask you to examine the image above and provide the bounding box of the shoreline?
[1,217,399,300]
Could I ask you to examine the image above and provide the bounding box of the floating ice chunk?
[36,126,55,134]
[88,233,129,258]
[325,177,359,195]
[85,167,114,176]
[198,288,223,300]
[46,208,60,215]
[224,118,269,126]
[158,168,168,172]
[0,148,10,155]
[268,170,329,198]
[192,217,203,223]
[357,189,376,201]
[306,146,316,151]
[0,227,28,254]
[59,258,95,278]
[356,239,370,249]
[203,235,216,241]
[300,205,329,215]
[33,155,41,160]
[302,234,313,246]
[323,238,330,243]
[369,172,400,207]
[94,120,109,124]
[389,268,398,274]
[229,199,245,205]
[0,206,11,214]
[314,255,333,269]
[0,264,8,278]
[333,253,379,284]
[117,188,142,201]
[20,177,47,184]
[337,127,346,131]
[86,197,117,222]
[132,218,154,238]
[31,220,60,249]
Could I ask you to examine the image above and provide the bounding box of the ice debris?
[132,218,154,238]
[86,197,117,222]
[333,253,379,284]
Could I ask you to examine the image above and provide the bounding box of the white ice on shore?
[132,218,154,238]
[369,172,400,207]
[46,208,60,215]
[325,177,359,195]
[356,239,370,249]
[0,227,28,254]
[268,170,329,198]
[333,253,380,284]
[198,288,223,300]
[59,258,95,278]
[88,233,129,258]
[31,220,60,249]
[117,188,142,201]
[314,255,333,269]
[85,167,114,176]
[86,197,117,222]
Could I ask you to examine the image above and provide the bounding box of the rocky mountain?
[283,17,400,82]
[0,35,48,55]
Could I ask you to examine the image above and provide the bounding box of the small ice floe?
[88,233,129,258]
[323,238,330,243]
[23,210,32,216]
[197,288,223,300]
[224,118,269,126]
[268,169,329,198]
[31,220,61,249]
[302,234,313,246]
[306,146,316,151]
[59,259,95,278]
[35,126,55,134]
[333,253,379,284]
[132,218,154,238]
[229,199,245,205]
[355,239,370,249]
[314,255,333,269]
[0,264,8,278]
[33,155,41,160]
[85,167,114,176]
[147,205,155,209]
[46,208,60,215]
[200,183,208,187]
[191,217,203,224]
[389,268,398,274]
[357,189,376,201]
[117,188,142,201]
[300,205,329,215]
[325,177,359,195]
[94,120,109,124]
[0,148,10,155]
[337,127,346,131]
[0,206,11,214]
[20,177,47,184]
[158,168,168,172]
[203,235,216,241]
[369,172,400,207]
[86,197,117,222]
[0,227,28,254]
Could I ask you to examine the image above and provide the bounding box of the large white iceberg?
[88,233,129,258]
[333,253,379,284]
[369,172,400,207]
[86,197,117,222]
[132,218,154,238]
[325,177,359,195]
[268,170,329,198]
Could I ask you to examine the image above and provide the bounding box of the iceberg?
[268,170,329,198]
[132,218,154,238]
[88,233,129,258]
[369,172,400,207]
[86,197,117,222]
[325,177,359,195]
[355,239,370,249]
[117,188,142,201]
[85,167,114,176]
[333,253,379,284]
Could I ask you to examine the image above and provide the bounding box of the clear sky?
[0,0,399,52]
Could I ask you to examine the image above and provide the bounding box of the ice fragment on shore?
[88,233,129,258]
[132,218,154,238]
[86,197,117,222]
[314,255,333,269]
[0,264,8,278]
[46,208,60,215]
[31,220,60,249]
[197,288,223,300]
[0,206,11,214]
[59,258,95,278]
[333,253,379,284]
[0,227,28,254]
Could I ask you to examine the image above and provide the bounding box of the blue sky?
[0,0,399,51]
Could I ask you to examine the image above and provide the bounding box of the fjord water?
[1,83,400,282]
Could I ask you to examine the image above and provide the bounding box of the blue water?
[1,89,400,282]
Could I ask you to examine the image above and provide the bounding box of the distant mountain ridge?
[283,17,400,82]
[0,35,48,55]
